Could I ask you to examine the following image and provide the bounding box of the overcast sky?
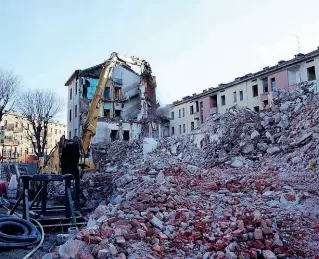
[1,0,319,123]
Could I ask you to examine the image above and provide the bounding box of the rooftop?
[172,47,319,106]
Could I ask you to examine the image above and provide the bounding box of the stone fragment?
[231,159,244,168]
[150,216,163,229]
[262,250,277,259]
[243,143,255,154]
[293,102,303,113]
[291,156,302,164]
[156,171,165,183]
[266,146,280,155]
[225,251,237,259]
[58,239,86,258]
[254,228,263,240]
[250,130,260,140]
[115,174,133,187]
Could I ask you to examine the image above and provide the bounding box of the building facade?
[170,48,319,136]
[65,61,168,142]
[0,113,66,162]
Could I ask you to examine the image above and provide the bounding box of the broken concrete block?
[266,146,280,155]
[250,130,260,140]
[231,160,244,168]
[262,250,277,259]
[291,156,302,164]
[58,239,86,258]
[254,228,263,240]
[150,216,164,229]
[115,174,133,187]
[293,102,303,113]
[242,143,255,154]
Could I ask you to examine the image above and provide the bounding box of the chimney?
[295,53,304,59]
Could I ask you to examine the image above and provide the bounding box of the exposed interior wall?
[91,121,142,144]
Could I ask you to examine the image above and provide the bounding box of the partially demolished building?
[65,62,169,142]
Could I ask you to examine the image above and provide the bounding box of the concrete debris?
[45,83,319,259]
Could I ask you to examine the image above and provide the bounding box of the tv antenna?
[296,36,301,53]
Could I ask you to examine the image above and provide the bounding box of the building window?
[74,128,77,137]
[195,101,199,112]
[115,110,121,117]
[262,78,268,93]
[69,109,72,121]
[270,78,276,91]
[221,95,226,106]
[69,88,72,100]
[171,111,174,120]
[190,106,194,115]
[75,81,78,95]
[75,105,77,118]
[200,102,203,123]
[183,124,185,133]
[179,125,181,134]
[178,109,181,118]
[252,85,258,97]
[104,109,110,118]
[104,87,110,99]
[171,127,175,135]
[55,129,57,134]
[114,87,121,99]
[307,66,316,81]
[69,131,71,139]
[59,130,61,134]
[182,108,185,117]
[239,90,244,101]
[15,122,18,128]
[233,91,237,103]
[191,122,194,130]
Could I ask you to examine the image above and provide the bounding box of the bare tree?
[0,69,20,122]
[17,90,64,158]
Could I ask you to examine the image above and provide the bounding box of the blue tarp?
[87,78,99,100]
[104,103,111,109]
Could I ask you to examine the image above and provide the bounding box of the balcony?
[210,107,218,115]
[1,139,19,145]
[13,127,23,133]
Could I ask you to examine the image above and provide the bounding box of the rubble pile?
[91,140,142,172]
[50,165,319,258]
[44,83,319,258]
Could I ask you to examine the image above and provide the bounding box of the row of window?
[171,122,195,135]
[171,105,197,120]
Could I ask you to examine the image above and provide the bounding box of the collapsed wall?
[47,82,319,259]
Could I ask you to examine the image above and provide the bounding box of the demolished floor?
[44,85,319,259]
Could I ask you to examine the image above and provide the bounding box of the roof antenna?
[296,36,301,53]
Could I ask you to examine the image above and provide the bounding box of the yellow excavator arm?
[39,52,152,175]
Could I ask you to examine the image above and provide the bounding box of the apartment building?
[65,61,168,142]
[170,47,319,135]
[0,113,66,161]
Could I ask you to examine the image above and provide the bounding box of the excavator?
[33,52,153,203]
